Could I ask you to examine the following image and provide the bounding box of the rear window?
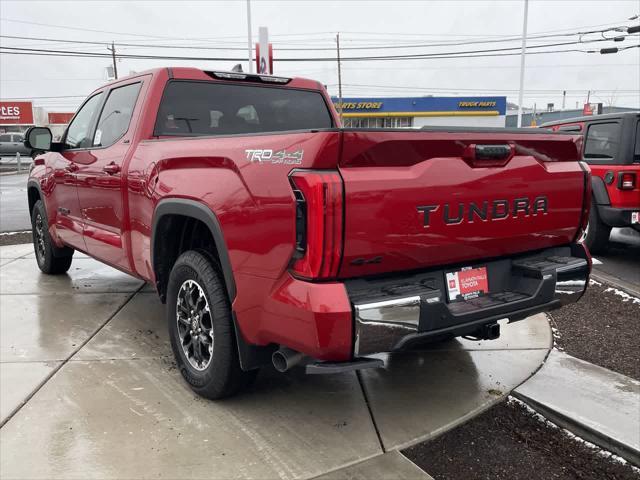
[584,122,620,160]
[154,81,333,136]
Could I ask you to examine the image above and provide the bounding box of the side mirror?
[24,127,52,151]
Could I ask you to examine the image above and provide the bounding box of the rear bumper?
[350,244,590,356]
[598,205,640,229]
[241,244,590,364]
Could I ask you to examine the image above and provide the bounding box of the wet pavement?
[0,172,29,233]
[0,244,552,479]
[313,451,432,479]
[592,228,640,294]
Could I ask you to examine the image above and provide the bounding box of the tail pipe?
[272,347,305,372]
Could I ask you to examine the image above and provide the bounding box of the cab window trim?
[62,91,106,151]
[91,80,143,149]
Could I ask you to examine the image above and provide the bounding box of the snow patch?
[589,278,603,286]
[591,257,603,265]
[508,396,640,472]
[604,287,640,305]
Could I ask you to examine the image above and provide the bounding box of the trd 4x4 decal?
[245,149,304,165]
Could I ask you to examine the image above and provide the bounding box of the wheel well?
[153,214,223,303]
[28,186,41,216]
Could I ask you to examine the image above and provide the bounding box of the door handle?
[103,163,121,175]
[65,164,79,173]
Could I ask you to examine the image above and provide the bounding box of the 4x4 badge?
[245,149,304,165]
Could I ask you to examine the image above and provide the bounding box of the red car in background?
[542,112,640,253]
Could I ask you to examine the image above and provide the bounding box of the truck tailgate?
[337,129,585,278]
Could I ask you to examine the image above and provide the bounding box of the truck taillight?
[289,170,344,280]
[619,172,636,190]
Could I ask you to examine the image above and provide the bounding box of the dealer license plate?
[445,266,489,302]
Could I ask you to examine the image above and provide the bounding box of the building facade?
[0,101,74,140]
[332,96,507,128]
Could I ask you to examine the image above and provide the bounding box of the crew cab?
[25,67,591,399]
[542,112,640,253]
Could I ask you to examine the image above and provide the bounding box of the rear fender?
[591,176,611,206]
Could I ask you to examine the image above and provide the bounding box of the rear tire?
[585,204,611,255]
[31,200,73,274]
[167,250,257,399]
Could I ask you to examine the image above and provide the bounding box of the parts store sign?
[0,101,34,125]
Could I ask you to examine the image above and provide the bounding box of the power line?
[332,83,639,93]
[0,25,632,51]
[1,15,633,41]
[2,36,637,62]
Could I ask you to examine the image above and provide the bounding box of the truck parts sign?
[0,101,34,125]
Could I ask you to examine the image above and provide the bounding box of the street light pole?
[336,33,343,124]
[246,0,253,73]
[516,0,529,128]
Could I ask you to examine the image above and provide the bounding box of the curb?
[513,391,640,467]
[514,350,640,467]
[591,271,640,298]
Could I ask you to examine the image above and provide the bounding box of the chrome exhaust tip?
[272,347,305,372]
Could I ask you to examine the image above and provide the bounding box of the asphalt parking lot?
[0,244,555,479]
[0,172,29,233]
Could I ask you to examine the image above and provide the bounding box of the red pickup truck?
[542,112,640,253]
[25,67,591,399]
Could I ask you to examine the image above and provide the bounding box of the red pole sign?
[0,101,34,124]
[47,112,74,124]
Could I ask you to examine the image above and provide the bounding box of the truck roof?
[541,111,640,127]
[97,66,324,92]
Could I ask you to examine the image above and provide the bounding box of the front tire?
[585,203,611,255]
[167,250,257,399]
[31,200,73,274]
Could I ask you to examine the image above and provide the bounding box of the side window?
[66,93,104,149]
[93,82,142,147]
[584,122,620,160]
[0,134,11,142]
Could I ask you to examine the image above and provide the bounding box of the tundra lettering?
[27,67,589,400]
[418,195,549,227]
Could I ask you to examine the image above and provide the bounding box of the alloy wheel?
[34,213,46,263]
[176,279,214,371]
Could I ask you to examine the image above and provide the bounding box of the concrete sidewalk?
[515,349,640,465]
[0,243,552,479]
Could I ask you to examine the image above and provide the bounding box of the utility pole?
[562,90,566,110]
[246,0,253,73]
[336,33,343,124]
[108,42,118,80]
[516,0,529,128]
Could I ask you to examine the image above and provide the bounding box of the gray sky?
[1,0,639,113]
